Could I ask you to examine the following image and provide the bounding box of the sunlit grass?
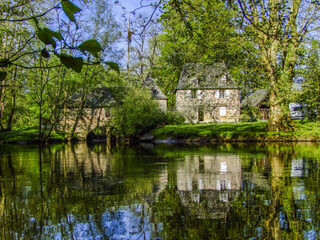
[0,127,67,143]
[153,120,320,141]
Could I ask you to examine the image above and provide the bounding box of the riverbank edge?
[2,121,320,144]
[151,121,320,143]
[153,136,320,144]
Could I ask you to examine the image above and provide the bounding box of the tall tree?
[237,0,320,131]
[155,0,260,108]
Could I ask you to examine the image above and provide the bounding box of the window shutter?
[215,90,219,98]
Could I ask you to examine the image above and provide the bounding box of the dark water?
[0,142,320,239]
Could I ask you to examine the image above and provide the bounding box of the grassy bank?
[152,121,320,142]
[0,127,67,144]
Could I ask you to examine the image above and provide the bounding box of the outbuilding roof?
[176,63,238,90]
[241,89,269,108]
[67,87,125,108]
[143,75,168,100]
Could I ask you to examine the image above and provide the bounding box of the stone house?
[60,87,123,140]
[60,80,166,140]
[175,63,240,123]
[143,75,168,112]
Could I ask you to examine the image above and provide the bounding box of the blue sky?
[113,0,160,21]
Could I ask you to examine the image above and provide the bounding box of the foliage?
[157,0,320,131]
[299,41,320,120]
[153,0,263,108]
[110,86,168,138]
[236,0,320,131]
[0,0,122,140]
[0,0,115,77]
[239,107,258,122]
[164,110,185,125]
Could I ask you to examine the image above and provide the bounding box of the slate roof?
[143,75,168,100]
[241,89,269,108]
[176,63,238,90]
[67,87,124,108]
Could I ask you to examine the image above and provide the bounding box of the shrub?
[164,110,185,125]
[110,87,167,138]
[240,107,257,122]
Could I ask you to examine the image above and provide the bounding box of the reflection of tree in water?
[0,143,168,239]
[227,144,320,239]
[151,144,320,239]
[1,143,320,239]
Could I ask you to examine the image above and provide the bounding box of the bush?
[164,110,185,125]
[110,87,168,138]
[240,107,257,122]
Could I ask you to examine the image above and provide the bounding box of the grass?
[152,120,320,142]
[2,121,320,144]
[0,127,67,143]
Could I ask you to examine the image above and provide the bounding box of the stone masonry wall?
[176,89,240,123]
[156,99,167,112]
[60,107,110,140]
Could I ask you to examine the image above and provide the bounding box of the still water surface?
[0,142,320,239]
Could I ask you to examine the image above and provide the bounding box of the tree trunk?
[268,82,293,132]
[259,37,293,132]
[7,94,16,131]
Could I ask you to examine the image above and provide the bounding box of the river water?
[0,142,320,239]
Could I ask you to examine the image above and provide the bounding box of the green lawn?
[152,121,320,141]
[0,127,67,143]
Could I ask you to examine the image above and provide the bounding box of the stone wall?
[177,154,241,191]
[59,107,110,140]
[176,89,240,123]
[155,99,167,112]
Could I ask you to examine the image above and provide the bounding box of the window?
[219,75,227,84]
[196,90,202,99]
[216,90,230,99]
[220,107,227,116]
[225,90,230,98]
[215,90,219,99]
[220,162,227,172]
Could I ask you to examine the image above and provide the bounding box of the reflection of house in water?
[291,158,308,202]
[176,154,241,219]
[58,144,111,177]
[291,158,307,177]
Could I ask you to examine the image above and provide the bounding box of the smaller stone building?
[143,75,168,111]
[60,87,122,140]
[176,63,240,123]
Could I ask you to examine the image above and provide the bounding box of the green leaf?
[44,28,63,41]
[0,59,9,67]
[32,17,40,30]
[62,0,81,23]
[59,54,83,73]
[41,48,50,58]
[37,29,56,48]
[0,71,6,81]
[78,39,102,57]
[105,61,119,73]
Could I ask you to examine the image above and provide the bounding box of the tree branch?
[0,2,61,22]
